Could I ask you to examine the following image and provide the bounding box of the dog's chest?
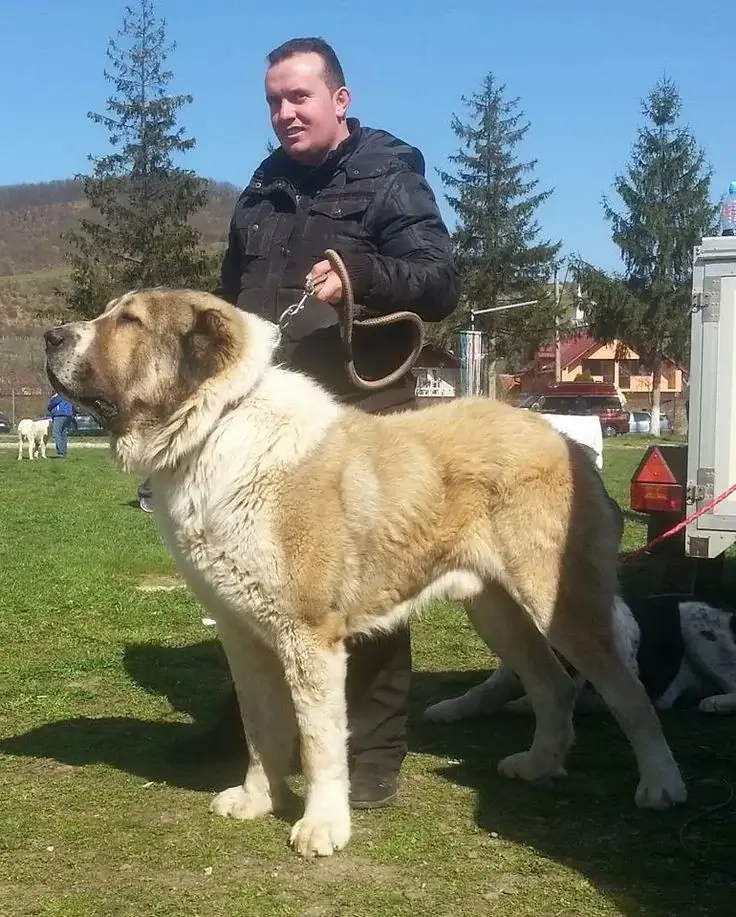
[156,464,282,623]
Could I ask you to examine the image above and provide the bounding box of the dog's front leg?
[285,637,351,858]
[210,615,296,821]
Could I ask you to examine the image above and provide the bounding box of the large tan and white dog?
[44,288,686,858]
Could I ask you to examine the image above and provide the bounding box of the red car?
[522,382,630,437]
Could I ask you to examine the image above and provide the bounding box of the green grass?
[1,446,735,917]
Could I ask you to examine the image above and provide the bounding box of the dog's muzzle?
[44,325,78,363]
[44,325,120,428]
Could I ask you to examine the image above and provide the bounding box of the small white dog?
[17,418,52,460]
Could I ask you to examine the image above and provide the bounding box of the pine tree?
[573,78,717,435]
[435,73,562,369]
[61,0,211,318]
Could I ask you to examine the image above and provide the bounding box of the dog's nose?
[44,328,66,348]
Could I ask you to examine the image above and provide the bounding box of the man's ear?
[334,86,351,120]
[182,307,239,384]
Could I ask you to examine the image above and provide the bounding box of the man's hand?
[307,260,344,305]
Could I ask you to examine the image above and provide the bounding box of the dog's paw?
[497,751,567,782]
[635,767,687,810]
[209,785,273,820]
[698,696,721,714]
[698,694,736,715]
[423,698,468,723]
[289,810,351,858]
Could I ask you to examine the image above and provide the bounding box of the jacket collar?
[251,119,398,191]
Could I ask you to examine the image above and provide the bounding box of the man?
[47,391,75,457]
[208,37,458,809]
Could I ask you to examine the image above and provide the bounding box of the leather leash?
[320,248,425,391]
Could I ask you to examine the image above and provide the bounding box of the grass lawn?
[1,442,734,917]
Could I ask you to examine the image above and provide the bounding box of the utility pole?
[462,300,539,399]
[554,265,562,382]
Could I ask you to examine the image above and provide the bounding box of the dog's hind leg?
[549,581,686,809]
[17,437,22,460]
[468,585,577,782]
[209,615,297,823]
[423,664,525,723]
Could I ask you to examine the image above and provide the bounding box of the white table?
[538,413,604,470]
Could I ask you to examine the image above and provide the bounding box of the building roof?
[536,333,598,369]
[535,334,684,372]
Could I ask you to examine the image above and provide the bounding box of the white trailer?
[684,235,736,558]
[629,235,736,591]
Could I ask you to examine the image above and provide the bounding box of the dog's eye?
[118,312,143,326]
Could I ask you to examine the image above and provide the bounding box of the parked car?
[33,409,105,436]
[628,410,673,435]
[70,410,105,436]
[0,411,12,434]
[521,381,630,437]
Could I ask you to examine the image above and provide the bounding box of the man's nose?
[278,100,296,121]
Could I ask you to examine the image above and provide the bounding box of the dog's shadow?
[2,641,735,916]
[0,640,245,792]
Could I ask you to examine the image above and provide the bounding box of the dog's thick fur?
[17,417,51,460]
[44,288,686,858]
[425,595,736,721]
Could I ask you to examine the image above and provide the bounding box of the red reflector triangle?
[633,447,677,485]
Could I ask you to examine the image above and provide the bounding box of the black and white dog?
[424,595,736,722]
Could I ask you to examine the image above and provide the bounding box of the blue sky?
[1,0,732,272]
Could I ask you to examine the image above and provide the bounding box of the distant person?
[47,392,75,457]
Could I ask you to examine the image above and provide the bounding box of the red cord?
[619,480,736,565]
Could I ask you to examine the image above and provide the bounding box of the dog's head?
[44,288,280,471]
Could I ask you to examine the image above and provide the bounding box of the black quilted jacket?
[219,119,459,399]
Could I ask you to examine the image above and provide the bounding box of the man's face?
[265,52,350,165]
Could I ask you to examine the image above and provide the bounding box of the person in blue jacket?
[47,392,75,457]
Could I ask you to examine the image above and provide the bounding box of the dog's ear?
[182,307,240,384]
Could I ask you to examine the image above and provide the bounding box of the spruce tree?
[435,73,562,368]
[62,0,211,318]
[573,78,717,435]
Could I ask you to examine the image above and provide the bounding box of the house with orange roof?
[522,333,686,398]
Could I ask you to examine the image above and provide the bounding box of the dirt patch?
[291,855,401,887]
[66,675,105,691]
[135,573,186,593]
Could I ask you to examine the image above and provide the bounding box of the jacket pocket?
[243,222,274,257]
[307,193,374,252]
[233,195,278,257]
[309,193,372,220]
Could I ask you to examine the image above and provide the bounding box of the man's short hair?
[267,37,346,91]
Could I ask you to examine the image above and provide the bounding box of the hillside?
[0,177,240,406]
[0,177,240,326]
